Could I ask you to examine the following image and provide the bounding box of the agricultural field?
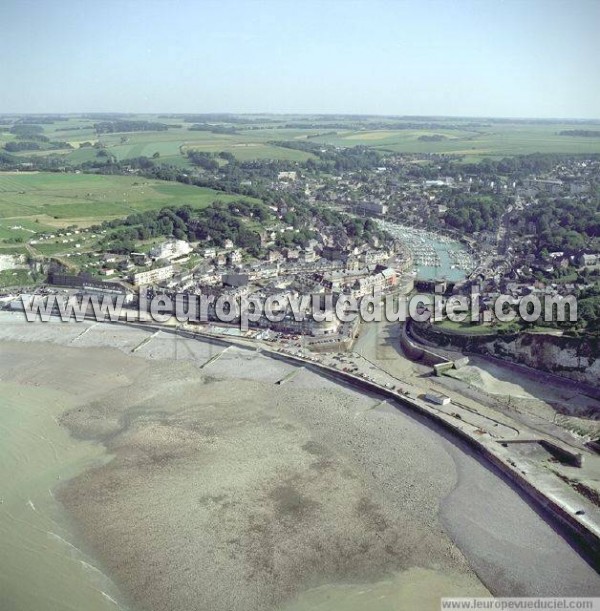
[309,123,600,160]
[2,114,600,167]
[88,128,317,163]
[0,172,258,257]
[3,117,319,165]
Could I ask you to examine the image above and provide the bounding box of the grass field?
[309,123,600,159]
[90,128,317,163]
[0,172,253,222]
[433,319,518,335]
[9,120,319,165]
[0,172,258,256]
[4,115,600,166]
[0,268,34,288]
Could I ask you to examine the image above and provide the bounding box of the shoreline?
[0,350,132,611]
[0,314,596,609]
[121,318,600,567]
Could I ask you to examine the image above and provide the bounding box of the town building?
[132,265,175,286]
[228,250,243,265]
[150,239,192,261]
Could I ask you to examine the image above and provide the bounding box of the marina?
[380,221,475,282]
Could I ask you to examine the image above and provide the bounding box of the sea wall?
[106,319,600,566]
[409,322,600,386]
[399,322,449,366]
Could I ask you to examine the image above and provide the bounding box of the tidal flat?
[0,313,598,611]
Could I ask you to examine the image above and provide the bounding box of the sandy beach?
[1,313,598,611]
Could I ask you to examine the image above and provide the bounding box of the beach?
[0,312,598,610]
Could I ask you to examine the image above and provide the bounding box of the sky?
[0,0,599,118]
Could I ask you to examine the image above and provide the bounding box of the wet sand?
[0,351,131,611]
[1,314,599,610]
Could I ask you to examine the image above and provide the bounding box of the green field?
[0,172,258,256]
[0,268,35,288]
[309,123,600,160]
[0,172,253,222]
[9,119,319,165]
[4,115,600,166]
[89,128,317,163]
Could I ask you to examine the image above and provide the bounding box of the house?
[579,253,598,267]
[300,249,318,263]
[379,267,397,289]
[346,255,361,271]
[131,252,150,266]
[531,259,554,274]
[167,271,194,290]
[228,250,243,265]
[349,274,385,298]
[284,248,300,260]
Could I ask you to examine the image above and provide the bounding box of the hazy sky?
[1,0,599,118]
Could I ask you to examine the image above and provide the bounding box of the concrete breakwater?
[409,321,600,388]
[400,321,468,375]
[119,320,600,567]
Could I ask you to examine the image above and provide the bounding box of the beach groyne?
[111,319,600,569]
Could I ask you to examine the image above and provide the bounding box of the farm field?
[89,128,317,163]
[8,119,319,165]
[309,123,600,159]
[79,120,600,161]
[0,172,257,252]
[3,115,600,168]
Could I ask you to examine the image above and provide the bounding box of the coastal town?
[3,148,599,341]
[2,0,600,604]
[1,114,600,611]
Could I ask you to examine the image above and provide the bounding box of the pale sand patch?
[57,357,477,611]
[281,567,489,611]
[447,365,536,399]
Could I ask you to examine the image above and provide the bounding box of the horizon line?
[1,111,600,122]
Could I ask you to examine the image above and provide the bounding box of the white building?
[133,265,174,286]
[150,239,192,261]
[228,250,243,265]
[300,249,318,263]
